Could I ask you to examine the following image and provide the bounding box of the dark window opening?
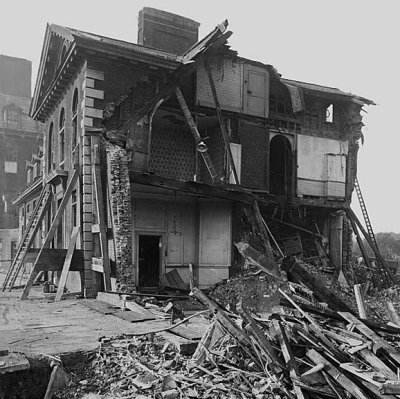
[269,135,294,196]
[72,89,79,151]
[138,235,161,288]
[48,122,54,172]
[59,108,65,168]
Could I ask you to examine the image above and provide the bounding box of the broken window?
[4,145,18,174]
[59,108,65,167]
[325,104,334,123]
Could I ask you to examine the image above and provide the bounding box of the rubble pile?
[56,277,400,399]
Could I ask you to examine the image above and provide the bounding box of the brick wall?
[106,142,135,291]
[196,55,243,112]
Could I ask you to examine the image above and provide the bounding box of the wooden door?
[244,65,269,118]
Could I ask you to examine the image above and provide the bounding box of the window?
[0,241,2,259]
[48,122,54,172]
[3,106,21,129]
[4,146,18,174]
[11,241,17,260]
[59,108,65,167]
[72,89,79,150]
[72,189,77,227]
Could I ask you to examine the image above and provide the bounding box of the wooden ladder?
[2,185,52,292]
[20,168,80,300]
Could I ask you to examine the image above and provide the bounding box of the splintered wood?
[58,265,400,398]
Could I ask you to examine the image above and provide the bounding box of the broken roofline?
[30,20,231,121]
[282,78,375,105]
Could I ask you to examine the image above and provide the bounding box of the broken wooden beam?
[354,284,367,319]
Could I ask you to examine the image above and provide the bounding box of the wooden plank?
[307,349,369,399]
[20,169,80,300]
[339,311,400,366]
[354,284,367,319]
[55,227,80,302]
[274,320,305,399]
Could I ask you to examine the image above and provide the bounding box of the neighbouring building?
[0,55,42,274]
[20,8,373,297]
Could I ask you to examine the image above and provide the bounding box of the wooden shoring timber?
[20,168,80,300]
[54,226,80,302]
[174,86,222,183]
[347,208,393,284]
[92,135,112,291]
[204,59,239,185]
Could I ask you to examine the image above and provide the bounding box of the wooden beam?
[20,168,80,300]
[130,171,262,203]
[175,86,222,183]
[55,227,80,302]
[204,59,239,184]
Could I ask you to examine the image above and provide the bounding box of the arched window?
[48,122,54,172]
[59,108,65,167]
[72,89,79,150]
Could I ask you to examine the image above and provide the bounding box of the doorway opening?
[138,235,161,287]
[269,135,294,196]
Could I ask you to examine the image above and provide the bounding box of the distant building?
[0,55,42,273]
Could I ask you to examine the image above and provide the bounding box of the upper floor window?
[72,89,79,150]
[3,105,21,130]
[325,104,334,123]
[59,108,65,167]
[48,122,55,172]
[4,144,18,174]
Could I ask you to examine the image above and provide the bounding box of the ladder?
[2,185,52,291]
[353,177,393,283]
[354,177,378,251]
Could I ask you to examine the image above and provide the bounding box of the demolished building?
[6,8,375,298]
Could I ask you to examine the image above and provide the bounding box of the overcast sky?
[1,0,398,233]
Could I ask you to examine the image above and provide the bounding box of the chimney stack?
[137,8,200,55]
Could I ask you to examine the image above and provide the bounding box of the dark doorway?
[269,135,294,196]
[138,235,161,287]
